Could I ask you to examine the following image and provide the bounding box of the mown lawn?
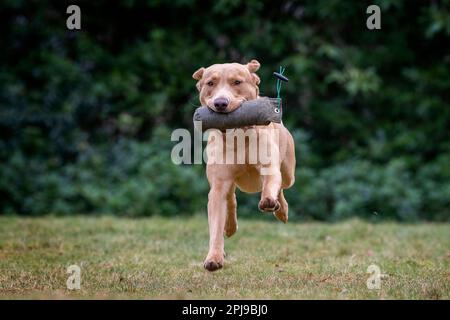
[0,215,448,299]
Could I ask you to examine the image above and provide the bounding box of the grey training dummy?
[193,97,282,132]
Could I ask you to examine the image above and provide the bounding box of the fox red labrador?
[193,59,296,271]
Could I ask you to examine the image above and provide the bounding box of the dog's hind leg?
[225,185,238,237]
[274,189,288,223]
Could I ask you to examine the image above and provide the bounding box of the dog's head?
[193,60,261,113]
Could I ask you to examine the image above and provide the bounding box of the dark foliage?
[1,0,449,220]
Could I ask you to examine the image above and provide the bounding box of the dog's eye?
[207,81,214,87]
[234,80,242,85]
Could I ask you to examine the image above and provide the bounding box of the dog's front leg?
[258,166,282,212]
[258,129,282,212]
[204,180,233,271]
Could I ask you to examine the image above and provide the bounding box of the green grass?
[0,215,449,299]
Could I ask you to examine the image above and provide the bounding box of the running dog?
[192,59,296,271]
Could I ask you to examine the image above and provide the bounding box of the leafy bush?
[1,128,209,216]
[1,1,449,220]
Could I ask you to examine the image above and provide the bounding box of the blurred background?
[1,0,449,221]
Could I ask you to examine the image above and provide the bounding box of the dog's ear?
[251,73,260,85]
[192,67,205,80]
[246,59,260,73]
[247,60,260,93]
[193,67,205,91]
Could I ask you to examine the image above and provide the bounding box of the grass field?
[0,215,448,299]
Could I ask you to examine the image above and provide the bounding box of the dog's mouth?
[207,98,247,113]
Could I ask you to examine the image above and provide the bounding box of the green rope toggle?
[276,66,286,109]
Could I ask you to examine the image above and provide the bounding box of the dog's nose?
[214,97,229,111]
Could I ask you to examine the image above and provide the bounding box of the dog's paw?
[224,220,238,238]
[203,259,223,272]
[273,210,288,223]
[203,252,224,272]
[258,196,280,213]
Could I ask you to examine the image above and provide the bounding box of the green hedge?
[1,1,449,220]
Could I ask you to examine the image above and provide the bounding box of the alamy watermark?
[66,264,81,290]
[66,5,81,30]
[171,122,280,175]
[65,5,381,35]
[366,5,381,30]
[366,264,388,290]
